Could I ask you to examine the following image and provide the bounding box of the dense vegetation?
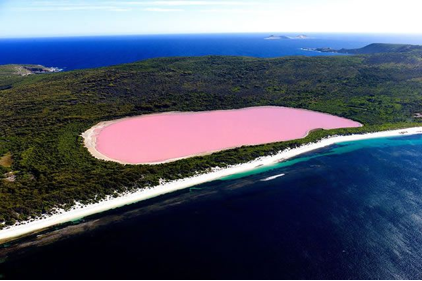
[316,43,422,55]
[1,45,422,227]
[340,43,422,54]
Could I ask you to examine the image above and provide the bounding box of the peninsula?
[303,43,422,54]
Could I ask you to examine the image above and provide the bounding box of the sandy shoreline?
[1,126,421,243]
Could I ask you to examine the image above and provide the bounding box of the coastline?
[1,126,422,243]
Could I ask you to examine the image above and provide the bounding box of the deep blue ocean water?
[2,134,422,279]
[1,33,422,70]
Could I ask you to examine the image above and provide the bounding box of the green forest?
[1,45,422,227]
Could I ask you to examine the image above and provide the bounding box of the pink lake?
[95,106,361,164]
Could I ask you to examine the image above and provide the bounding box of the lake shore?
[1,126,422,243]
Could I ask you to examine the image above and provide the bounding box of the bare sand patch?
[0,152,12,168]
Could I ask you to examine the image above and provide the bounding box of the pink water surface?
[95,106,361,164]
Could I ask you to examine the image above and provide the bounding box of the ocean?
[2,134,422,279]
[1,33,422,70]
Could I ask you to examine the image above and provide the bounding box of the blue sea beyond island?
[1,33,422,70]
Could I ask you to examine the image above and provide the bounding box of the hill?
[315,43,422,55]
[0,44,422,227]
[339,43,422,54]
[0,64,61,90]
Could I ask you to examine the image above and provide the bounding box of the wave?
[260,173,285,181]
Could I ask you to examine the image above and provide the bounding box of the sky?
[0,0,422,38]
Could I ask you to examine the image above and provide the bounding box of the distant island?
[265,35,290,40]
[265,34,309,40]
[294,34,309,39]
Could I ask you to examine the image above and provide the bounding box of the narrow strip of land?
[1,127,421,243]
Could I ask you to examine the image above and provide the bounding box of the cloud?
[143,7,184,12]
[16,6,132,12]
[199,8,263,14]
[108,1,258,6]
[110,8,133,12]
[14,0,259,13]
[149,1,254,6]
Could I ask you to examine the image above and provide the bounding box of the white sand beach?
[1,126,422,243]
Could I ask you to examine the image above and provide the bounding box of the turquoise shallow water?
[223,134,422,180]
[2,134,422,279]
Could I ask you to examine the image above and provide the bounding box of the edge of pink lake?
[85,106,362,165]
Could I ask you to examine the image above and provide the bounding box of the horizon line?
[1,31,422,40]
